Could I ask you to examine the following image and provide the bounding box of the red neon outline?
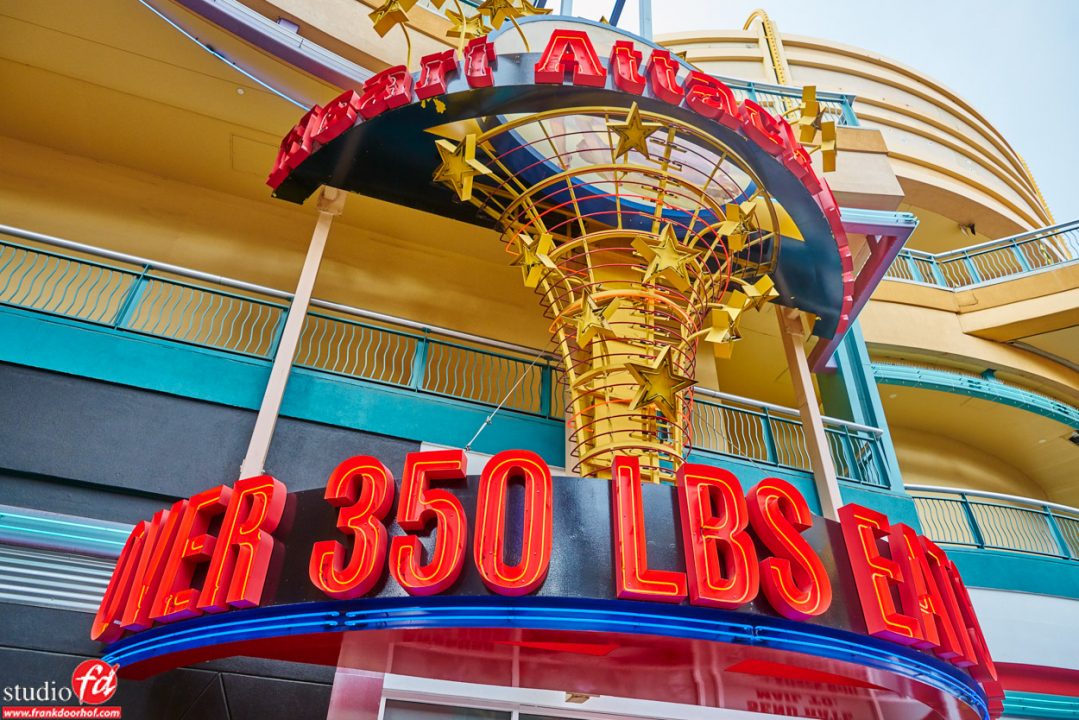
[120,501,186,632]
[197,475,287,613]
[473,450,553,596]
[91,521,148,642]
[646,49,684,105]
[151,486,232,624]
[533,29,607,88]
[416,49,459,99]
[676,463,759,609]
[464,37,496,89]
[747,478,831,620]
[308,457,395,600]
[837,503,922,644]
[609,40,645,95]
[389,449,469,596]
[611,456,687,603]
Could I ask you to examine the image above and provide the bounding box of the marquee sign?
[265,16,860,484]
[91,449,1003,718]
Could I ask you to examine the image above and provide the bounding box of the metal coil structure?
[434,104,782,482]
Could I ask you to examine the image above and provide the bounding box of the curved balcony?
[909,485,1079,599]
[0,223,892,503]
[885,220,1079,289]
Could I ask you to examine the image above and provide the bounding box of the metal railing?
[909,485,1079,561]
[873,362,1079,430]
[0,225,563,420]
[1,224,893,484]
[884,219,1079,289]
[692,389,889,488]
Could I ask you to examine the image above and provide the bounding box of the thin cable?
[465,341,558,452]
[136,0,309,110]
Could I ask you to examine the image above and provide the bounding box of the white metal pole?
[776,307,843,520]
[239,186,346,479]
[638,0,653,39]
[560,0,573,16]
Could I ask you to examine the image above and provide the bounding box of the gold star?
[704,306,743,360]
[632,224,700,291]
[608,102,663,161]
[625,347,695,418]
[444,9,492,41]
[820,120,837,172]
[574,292,622,347]
[716,202,753,252]
[477,0,517,28]
[369,0,415,37]
[513,0,551,17]
[433,134,491,202]
[795,85,822,143]
[512,232,557,288]
[727,275,779,313]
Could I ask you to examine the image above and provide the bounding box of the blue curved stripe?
[102,596,990,719]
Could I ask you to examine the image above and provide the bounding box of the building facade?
[0,1,1076,719]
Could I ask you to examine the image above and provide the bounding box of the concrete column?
[776,307,843,519]
[239,187,346,479]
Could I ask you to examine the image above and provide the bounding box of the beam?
[777,307,843,519]
[239,187,346,479]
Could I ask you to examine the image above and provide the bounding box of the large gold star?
[444,9,492,41]
[512,232,557,288]
[476,0,517,28]
[433,134,491,202]
[369,0,416,37]
[625,347,695,418]
[608,102,663,161]
[574,292,622,347]
[795,85,822,143]
[704,305,743,360]
[632,224,700,291]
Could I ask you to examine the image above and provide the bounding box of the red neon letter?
[308,457,395,600]
[890,523,966,655]
[922,537,978,666]
[357,66,414,120]
[198,475,287,612]
[313,90,361,145]
[474,450,553,596]
[389,449,468,596]
[534,29,607,88]
[684,72,740,129]
[464,37,496,88]
[677,464,759,609]
[417,49,459,98]
[267,105,322,188]
[609,40,646,95]
[152,486,232,623]
[838,503,922,644]
[646,49,684,105]
[120,501,186,632]
[941,558,1000,684]
[748,478,831,620]
[612,455,687,603]
[91,521,149,642]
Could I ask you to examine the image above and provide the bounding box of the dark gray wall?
[0,362,422,718]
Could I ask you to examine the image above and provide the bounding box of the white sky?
[569,0,1079,229]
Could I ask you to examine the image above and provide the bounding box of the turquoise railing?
[692,389,889,488]
[884,219,1079,289]
[1,224,894,484]
[909,485,1079,561]
[873,362,1079,429]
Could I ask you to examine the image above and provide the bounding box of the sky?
[569,0,1079,229]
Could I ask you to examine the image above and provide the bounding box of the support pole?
[239,187,346,479]
[638,0,653,39]
[776,307,843,520]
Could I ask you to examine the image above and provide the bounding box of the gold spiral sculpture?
[433,104,784,482]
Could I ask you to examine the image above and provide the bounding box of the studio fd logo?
[71,660,118,705]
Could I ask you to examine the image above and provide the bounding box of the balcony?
[0,223,889,504]
[885,220,1079,289]
[910,485,1079,598]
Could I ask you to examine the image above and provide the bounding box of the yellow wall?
[891,426,1047,499]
